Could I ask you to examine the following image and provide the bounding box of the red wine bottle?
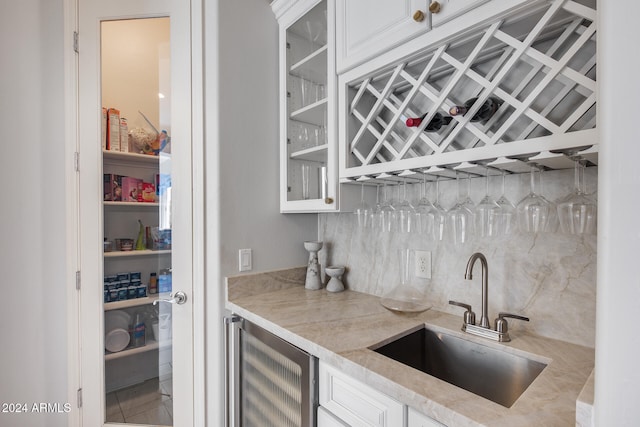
[405,112,453,132]
[449,97,503,122]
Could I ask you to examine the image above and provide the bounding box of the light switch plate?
[239,248,252,272]
[415,250,431,279]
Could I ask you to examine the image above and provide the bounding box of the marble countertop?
[226,267,595,427]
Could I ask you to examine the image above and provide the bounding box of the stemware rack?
[339,0,597,185]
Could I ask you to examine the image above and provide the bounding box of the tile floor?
[106,377,173,425]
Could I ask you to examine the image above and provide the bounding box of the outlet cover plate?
[239,248,252,272]
[415,250,431,279]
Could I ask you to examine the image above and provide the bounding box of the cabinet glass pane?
[286,0,329,202]
[101,17,174,426]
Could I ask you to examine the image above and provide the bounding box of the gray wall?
[0,1,69,426]
[204,0,318,424]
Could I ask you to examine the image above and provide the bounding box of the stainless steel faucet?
[464,252,490,329]
[449,252,530,342]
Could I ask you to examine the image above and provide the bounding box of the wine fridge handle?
[224,315,241,427]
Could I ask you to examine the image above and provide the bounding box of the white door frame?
[65,0,205,425]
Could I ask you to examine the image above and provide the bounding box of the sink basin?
[372,326,547,407]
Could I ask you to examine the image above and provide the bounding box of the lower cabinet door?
[408,407,446,427]
[319,361,405,427]
[318,406,350,427]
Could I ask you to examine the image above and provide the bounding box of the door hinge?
[75,271,81,290]
[74,152,79,172]
[77,388,82,408]
[73,31,79,54]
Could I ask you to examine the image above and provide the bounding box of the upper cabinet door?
[336,0,430,73]
[430,0,491,28]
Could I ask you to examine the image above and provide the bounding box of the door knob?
[429,1,441,14]
[153,291,187,305]
[413,10,425,22]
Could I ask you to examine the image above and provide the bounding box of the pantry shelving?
[104,201,160,208]
[104,339,171,361]
[104,249,171,258]
[104,294,161,311]
[102,145,172,389]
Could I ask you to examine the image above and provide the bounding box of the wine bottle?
[404,112,453,132]
[449,97,503,122]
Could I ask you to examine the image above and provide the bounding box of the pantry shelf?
[104,339,171,361]
[103,150,160,166]
[103,201,160,208]
[104,295,160,311]
[104,249,171,258]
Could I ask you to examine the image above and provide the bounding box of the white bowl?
[105,310,130,333]
[105,328,130,352]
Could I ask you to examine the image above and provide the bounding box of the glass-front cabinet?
[278,0,338,212]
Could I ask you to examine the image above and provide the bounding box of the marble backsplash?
[318,167,597,348]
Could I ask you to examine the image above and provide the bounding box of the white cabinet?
[338,0,598,181]
[335,0,491,73]
[408,407,446,427]
[430,0,490,28]
[336,0,430,73]
[318,406,350,427]
[275,0,337,212]
[319,361,405,427]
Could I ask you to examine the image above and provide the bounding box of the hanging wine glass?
[516,166,553,233]
[414,174,436,236]
[429,177,447,241]
[460,172,475,211]
[557,160,597,234]
[446,172,475,244]
[353,181,371,228]
[395,178,416,233]
[368,184,381,230]
[475,169,501,238]
[378,182,396,233]
[494,170,516,236]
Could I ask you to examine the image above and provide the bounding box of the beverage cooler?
[225,316,318,427]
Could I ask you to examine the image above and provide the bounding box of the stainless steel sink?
[372,326,547,407]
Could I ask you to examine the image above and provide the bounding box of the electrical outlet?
[414,250,431,279]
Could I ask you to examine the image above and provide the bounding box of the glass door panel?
[101,17,174,426]
[285,0,329,202]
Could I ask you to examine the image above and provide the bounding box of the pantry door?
[77,0,201,426]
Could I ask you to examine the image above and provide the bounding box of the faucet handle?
[449,300,476,326]
[495,312,529,334]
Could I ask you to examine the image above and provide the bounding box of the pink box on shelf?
[140,182,156,203]
[121,177,142,202]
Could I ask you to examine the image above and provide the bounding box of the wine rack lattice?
[343,0,597,178]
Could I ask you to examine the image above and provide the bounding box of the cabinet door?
[430,0,490,28]
[319,362,405,427]
[318,406,350,427]
[408,407,446,427]
[336,0,430,73]
[279,0,339,212]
